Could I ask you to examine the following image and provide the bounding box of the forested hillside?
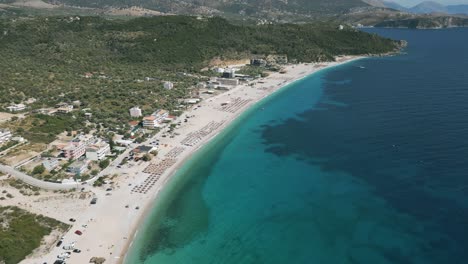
[44,0,370,15]
[0,15,397,137]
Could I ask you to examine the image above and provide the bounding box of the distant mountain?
[362,0,387,8]
[382,1,409,12]
[409,1,447,14]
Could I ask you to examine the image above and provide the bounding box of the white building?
[143,115,157,129]
[56,105,74,114]
[6,103,26,112]
[86,141,111,161]
[184,98,201,104]
[163,82,174,90]
[0,129,12,145]
[63,135,94,160]
[143,109,169,129]
[42,158,59,171]
[129,106,142,117]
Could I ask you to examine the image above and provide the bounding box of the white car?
[57,252,71,259]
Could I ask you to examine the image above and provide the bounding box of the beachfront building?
[143,109,169,129]
[129,106,142,117]
[143,115,157,129]
[250,58,267,67]
[153,109,169,123]
[222,69,236,79]
[0,129,12,145]
[42,158,59,171]
[68,160,89,175]
[86,141,111,161]
[163,81,174,90]
[6,103,26,112]
[63,135,94,160]
[217,78,239,87]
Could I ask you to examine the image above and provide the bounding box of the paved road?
[0,164,80,190]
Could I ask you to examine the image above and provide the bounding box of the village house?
[34,108,57,115]
[0,129,12,145]
[129,106,142,117]
[56,105,74,114]
[6,103,26,112]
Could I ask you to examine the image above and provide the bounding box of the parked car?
[69,218,76,222]
[74,230,82,236]
[57,252,70,259]
[90,198,97,205]
[56,240,63,247]
[54,260,65,264]
[73,249,81,253]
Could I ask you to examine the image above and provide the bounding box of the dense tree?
[32,165,45,175]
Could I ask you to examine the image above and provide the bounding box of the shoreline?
[20,55,365,264]
[118,55,365,264]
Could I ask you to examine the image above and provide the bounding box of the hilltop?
[43,0,370,16]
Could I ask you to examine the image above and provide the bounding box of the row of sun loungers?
[132,159,178,194]
[131,173,161,194]
[180,121,225,146]
[142,159,177,175]
[165,147,185,158]
[217,97,252,113]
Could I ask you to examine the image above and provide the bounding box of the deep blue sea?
[126,28,468,264]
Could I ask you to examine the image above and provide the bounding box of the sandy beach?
[16,56,363,264]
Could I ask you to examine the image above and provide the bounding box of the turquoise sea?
[126,28,468,264]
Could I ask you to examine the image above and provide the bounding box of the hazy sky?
[392,0,468,7]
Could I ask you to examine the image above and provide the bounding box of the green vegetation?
[142,153,152,161]
[0,15,398,142]
[98,159,110,169]
[0,206,69,264]
[4,113,86,143]
[32,164,46,175]
[0,140,19,152]
[93,176,106,187]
